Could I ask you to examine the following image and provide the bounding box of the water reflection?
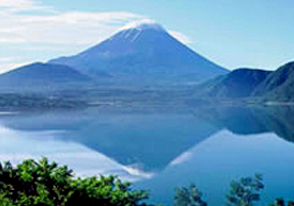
[0,125,154,181]
[136,130,294,205]
[192,106,294,142]
[0,106,293,205]
[0,108,219,172]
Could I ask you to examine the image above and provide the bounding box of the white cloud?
[0,0,193,73]
[0,0,191,46]
[0,0,145,73]
[0,56,31,73]
[0,62,30,74]
[169,30,193,45]
[0,57,14,62]
[0,37,26,43]
[0,0,51,12]
[0,0,145,72]
[0,3,144,46]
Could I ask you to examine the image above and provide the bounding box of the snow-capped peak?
[120,19,165,32]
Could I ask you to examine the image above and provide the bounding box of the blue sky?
[0,0,294,73]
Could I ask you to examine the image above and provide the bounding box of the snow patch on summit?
[115,19,167,42]
[120,19,165,32]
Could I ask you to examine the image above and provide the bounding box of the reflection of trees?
[191,106,294,142]
[2,105,294,175]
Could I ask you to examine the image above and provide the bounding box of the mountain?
[192,61,294,102]
[194,68,272,98]
[0,63,92,91]
[49,22,228,84]
[252,61,294,101]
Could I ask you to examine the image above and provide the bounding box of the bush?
[174,184,207,206]
[0,158,152,206]
[226,174,264,206]
[1,158,293,206]
[269,198,294,206]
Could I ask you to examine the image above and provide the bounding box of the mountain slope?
[192,61,294,102]
[194,68,272,98]
[49,22,228,84]
[253,61,294,101]
[0,63,92,91]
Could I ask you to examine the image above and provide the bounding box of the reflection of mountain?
[135,130,294,206]
[0,125,154,181]
[262,106,294,142]
[0,108,219,172]
[1,106,294,173]
[192,106,294,142]
[1,107,294,205]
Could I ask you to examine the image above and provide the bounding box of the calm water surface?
[0,106,294,205]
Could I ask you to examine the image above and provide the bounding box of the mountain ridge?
[0,62,92,91]
[252,61,294,101]
[193,61,294,102]
[193,68,272,98]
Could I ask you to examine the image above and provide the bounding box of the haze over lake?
[1,106,294,205]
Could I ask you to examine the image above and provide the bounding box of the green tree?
[174,184,207,206]
[0,158,153,206]
[226,174,264,206]
[268,198,294,206]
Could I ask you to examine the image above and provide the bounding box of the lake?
[0,106,294,205]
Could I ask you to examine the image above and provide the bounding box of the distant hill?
[193,61,294,102]
[252,61,294,101]
[194,68,272,98]
[49,22,228,85]
[0,63,92,91]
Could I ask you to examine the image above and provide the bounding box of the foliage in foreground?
[0,158,293,206]
[269,198,294,206]
[226,174,264,206]
[175,174,293,206]
[0,158,151,206]
[174,184,207,206]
